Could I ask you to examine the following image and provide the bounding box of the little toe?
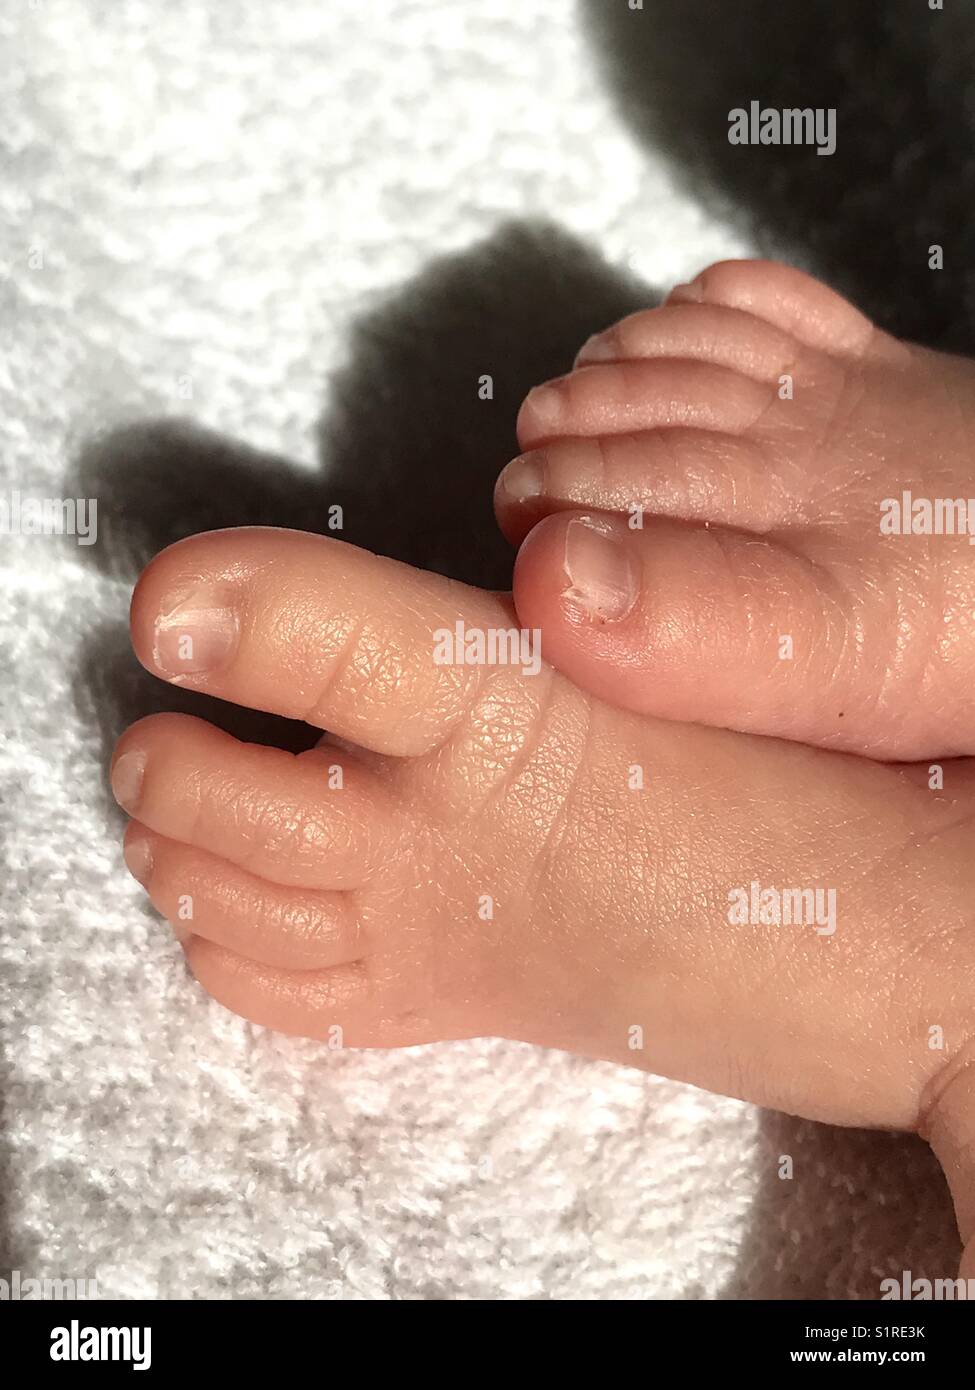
[183,938,452,1049]
[667,258,887,359]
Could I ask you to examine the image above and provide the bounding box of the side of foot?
[113,527,975,1139]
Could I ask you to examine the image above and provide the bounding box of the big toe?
[513,509,965,760]
[131,527,527,758]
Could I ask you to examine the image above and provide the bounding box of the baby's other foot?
[114,528,975,1251]
[497,259,975,759]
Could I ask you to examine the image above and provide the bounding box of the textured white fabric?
[0,0,961,1299]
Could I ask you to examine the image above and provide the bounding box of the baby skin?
[113,527,975,1275]
[498,259,975,760]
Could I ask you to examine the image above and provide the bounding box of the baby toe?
[667,258,884,359]
[183,938,450,1049]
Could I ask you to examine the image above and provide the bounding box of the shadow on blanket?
[68,218,647,767]
[582,0,975,354]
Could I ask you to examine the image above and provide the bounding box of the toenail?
[561,516,639,623]
[112,750,147,811]
[123,829,153,887]
[500,452,544,501]
[153,584,240,677]
[576,331,618,365]
[524,383,563,428]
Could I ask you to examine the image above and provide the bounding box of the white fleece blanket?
[0,0,960,1298]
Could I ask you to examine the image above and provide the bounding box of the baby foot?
[113,527,975,1270]
[496,259,975,759]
